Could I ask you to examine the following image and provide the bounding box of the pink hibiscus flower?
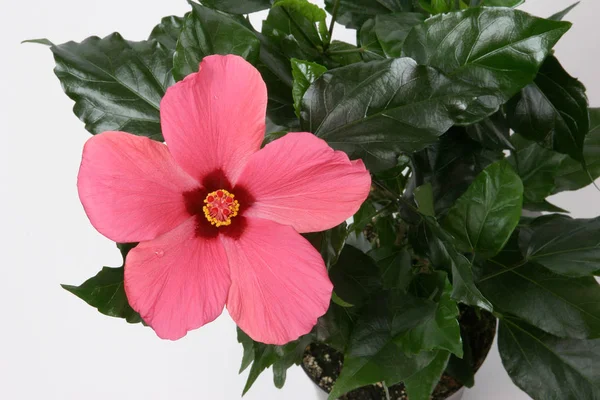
[77,55,371,345]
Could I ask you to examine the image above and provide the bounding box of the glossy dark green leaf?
[304,222,348,269]
[149,15,185,50]
[313,302,358,353]
[508,134,566,205]
[62,266,142,324]
[324,0,414,29]
[519,214,600,277]
[173,3,260,81]
[396,272,463,357]
[411,128,504,215]
[404,350,451,400]
[329,245,382,305]
[301,58,497,172]
[477,258,600,339]
[554,108,600,192]
[477,0,524,6]
[200,0,272,13]
[442,160,523,258]
[369,247,413,290]
[328,292,437,399]
[373,13,426,58]
[262,0,326,62]
[357,18,385,61]
[291,59,326,117]
[549,1,580,21]
[404,8,571,111]
[465,111,514,151]
[62,243,141,324]
[507,56,589,162]
[325,41,363,67]
[411,217,493,311]
[50,33,175,140]
[499,317,600,400]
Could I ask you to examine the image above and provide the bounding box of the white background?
[1,0,598,399]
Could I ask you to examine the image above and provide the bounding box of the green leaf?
[304,222,348,269]
[325,41,363,67]
[324,0,415,29]
[519,214,600,277]
[313,302,358,353]
[508,134,566,204]
[549,1,580,21]
[173,2,260,81]
[62,243,140,324]
[442,160,523,258]
[328,245,382,306]
[411,217,493,311]
[465,111,514,151]
[357,18,385,61]
[327,292,437,399]
[507,55,589,162]
[50,33,174,140]
[301,58,498,172]
[554,108,600,192]
[477,0,524,6]
[22,38,54,46]
[411,128,504,215]
[374,13,426,58]
[291,59,326,118]
[404,350,451,400]
[396,272,463,357]
[476,256,600,339]
[369,247,413,290]
[149,15,185,50]
[351,200,377,233]
[262,0,326,62]
[237,328,256,373]
[403,8,571,111]
[271,335,313,388]
[414,183,435,217]
[498,317,600,399]
[200,0,272,13]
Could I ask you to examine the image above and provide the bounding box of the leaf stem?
[327,0,341,46]
[327,47,364,55]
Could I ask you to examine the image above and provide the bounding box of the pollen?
[203,189,240,227]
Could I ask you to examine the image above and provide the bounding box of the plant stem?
[327,0,341,46]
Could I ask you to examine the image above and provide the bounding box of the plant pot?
[302,307,497,400]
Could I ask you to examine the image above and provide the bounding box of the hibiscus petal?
[77,131,198,243]
[235,132,371,233]
[125,218,231,340]
[160,54,267,183]
[222,217,333,345]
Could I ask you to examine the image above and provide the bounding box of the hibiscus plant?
[31,0,600,399]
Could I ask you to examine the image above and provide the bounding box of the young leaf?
[477,258,600,339]
[357,18,385,61]
[442,160,523,259]
[499,317,600,399]
[508,134,566,204]
[49,33,175,141]
[200,0,272,14]
[396,272,463,357]
[554,108,600,192]
[519,214,600,277]
[324,0,414,29]
[173,2,260,81]
[291,59,326,118]
[506,56,589,162]
[403,8,571,110]
[301,58,498,172]
[404,350,451,400]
